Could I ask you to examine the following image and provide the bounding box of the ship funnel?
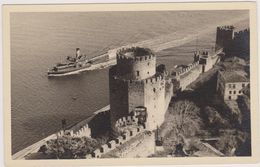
[76,48,81,58]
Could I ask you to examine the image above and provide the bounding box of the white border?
[1,0,259,167]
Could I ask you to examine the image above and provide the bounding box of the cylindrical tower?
[115,47,156,80]
[109,47,160,132]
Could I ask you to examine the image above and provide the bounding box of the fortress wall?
[165,80,173,112]
[128,80,145,114]
[88,110,111,138]
[58,110,112,138]
[116,57,134,77]
[179,65,202,91]
[211,54,220,65]
[109,77,129,130]
[144,75,166,130]
[177,50,223,91]
[99,131,155,158]
[115,115,139,127]
[73,125,91,137]
[216,26,234,52]
[117,54,156,80]
[175,61,200,78]
[109,131,155,158]
[86,125,146,158]
[58,124,92,138]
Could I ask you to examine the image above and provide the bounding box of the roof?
[119,47,154,58]
[219,70,249,83]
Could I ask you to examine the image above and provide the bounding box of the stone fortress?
[83,25,237,158]
[109,47,172,131]
[171,26,235,91]
[12,25,250,159]
[86,47,173,158]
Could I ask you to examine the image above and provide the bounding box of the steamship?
[47,48,92,76]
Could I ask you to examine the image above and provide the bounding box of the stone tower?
[215,25,234,52]
[109,47,166,131]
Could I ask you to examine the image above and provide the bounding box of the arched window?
[137,71,139,76]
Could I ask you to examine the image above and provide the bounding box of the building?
[215,25,234,52]
[216,70,249,100]
[109,47,169,131]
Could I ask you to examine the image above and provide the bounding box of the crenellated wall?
[171,49,223,91]
[172,61,200,77]
[110,72,166,131]
[116,47,156,80]
[143,75,166,130]
[57,124,91,138]
[86,113,147,158]
[101,131,155,158]
[109,46,168,132]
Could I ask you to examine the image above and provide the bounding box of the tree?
[41,135,99,159]
[215,130,247,156]
[160,100,202,153]
[203,106,230,135]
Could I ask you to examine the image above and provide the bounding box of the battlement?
[144,75,163,84]
[117,54,155,62]
[115,115,139,128]
[217,25,234,31]
[57,110,110,138]
[194,51,209,57]
[85,110,147,158]
[86,127,145,158]
[113,74,163,85]
[57,124,91,138]
[173,61,200,77]
[116,46,155,62]
[86,121,145,158]
[234,29,249,38]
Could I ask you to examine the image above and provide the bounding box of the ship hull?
[47,63,91,76]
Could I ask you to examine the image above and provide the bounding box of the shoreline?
[12,105,110,159]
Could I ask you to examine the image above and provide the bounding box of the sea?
[10,10,249,154]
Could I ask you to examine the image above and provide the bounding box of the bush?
[40,136,99,159]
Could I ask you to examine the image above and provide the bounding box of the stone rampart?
[101,131,155,158]
[86,124,145,158]
[174,61,200,78]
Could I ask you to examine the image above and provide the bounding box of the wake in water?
[106,15,249,58]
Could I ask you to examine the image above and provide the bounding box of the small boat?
[47,48,92,76]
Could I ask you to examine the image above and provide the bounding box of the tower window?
[233,84,236,89]
[233,91,236,94]
[148,62,150,66]
[137,71,139,76]
[153,88,156,92]
[147,71,149,74]
[229,91,232,94]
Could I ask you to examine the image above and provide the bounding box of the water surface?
[11,11,249,154]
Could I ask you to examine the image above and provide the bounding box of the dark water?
[10,11,249,154]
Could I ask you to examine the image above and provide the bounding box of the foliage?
[40,135,99,159]
[160,100,202,153]
[203,106,230,135]
[215,130,247,156]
